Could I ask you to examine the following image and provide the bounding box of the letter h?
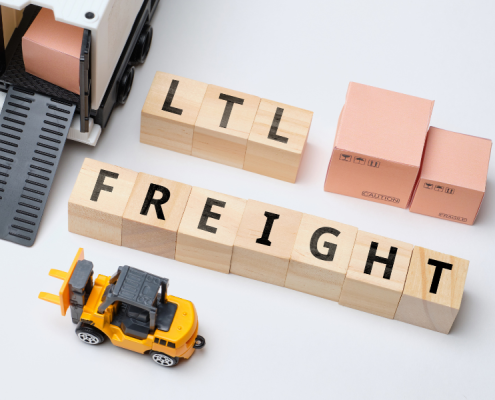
[364,241,398,280]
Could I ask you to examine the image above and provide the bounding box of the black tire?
[150,351,179,367]
[130,24,153,65]
[193,335,206,349]
[117,65,135,105]
[75,326,105,345]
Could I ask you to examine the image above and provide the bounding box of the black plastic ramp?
[0,86,75,246]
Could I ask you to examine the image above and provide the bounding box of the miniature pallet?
[68,158,470,334]
[140,72,313,183]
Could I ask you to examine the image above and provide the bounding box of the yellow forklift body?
[39,248,200,361]
[80,273,198,357]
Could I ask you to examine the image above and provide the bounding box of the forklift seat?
[111,302,150,340]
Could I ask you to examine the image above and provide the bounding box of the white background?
[2,1,494,399]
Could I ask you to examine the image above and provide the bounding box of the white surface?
[0,0,145,109]
[1,1,494,399]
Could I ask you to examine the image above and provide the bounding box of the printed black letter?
[267,107,288,144]
[162,79,183,115]
[140,184,171,220]
[364,241,398,280]
[256,212,280,246]
[198,198,226,234]
[90,169,119,202]
[310,227,341,261]
[428,259,453,294]
[219,93,244,128]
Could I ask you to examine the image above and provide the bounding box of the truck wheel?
[150,351,179,367]
[75,326,105,345]
[117,65,135,105]
[130,24,153,65]
[193,335,206,349]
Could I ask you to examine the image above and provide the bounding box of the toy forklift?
[39,249,206,367]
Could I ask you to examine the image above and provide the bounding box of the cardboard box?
[409,127,492,224]
[22,8,83,94]
[324,82,434,208]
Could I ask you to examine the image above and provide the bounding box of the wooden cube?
[244,99,313,183]
[68,159,137,245]
[338,231,414,318]
[122,173,191,258]
[394,247,469,333]
[285,214,357,301]
[230,200,302,286]
[192,85,260,168]
[175,187,246,273]
[141,72,208,155]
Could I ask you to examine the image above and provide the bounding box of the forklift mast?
[68,259,94,324]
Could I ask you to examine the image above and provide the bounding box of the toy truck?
[39,249,206,367]
[0,0,159,246]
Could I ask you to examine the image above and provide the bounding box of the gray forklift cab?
[98,265,177,340]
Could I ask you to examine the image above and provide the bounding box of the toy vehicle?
[39,249,206,367]
[0,0,159,144]
[0,0,159,246]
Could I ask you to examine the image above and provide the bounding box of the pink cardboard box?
[22,8,83,94]
[324,82,434,208]
[409,127,492,225]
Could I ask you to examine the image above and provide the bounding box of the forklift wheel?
[117,65,135,105]
[193,335,206,349]
[150,351,179,367]
[130,24,153,65]
[75,326,105,345]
